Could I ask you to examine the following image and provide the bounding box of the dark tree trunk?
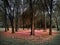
[8,8,14,33]
[57,22,59,31]
[8,14,14,33]
[44,12,46,31]
[22,14,24,30]
[49,13,52,35]
[29,0,35,35]
[49,0,53,35]
[15,7,18,32]
[11,19,14,33]
[6,22,9,31]
[9,15,14,33]
[2,0,14,33]
[11,8,14,33]
[4,13,7,32]
[56,18,59,31]
[4,11,9,32]
[4,9,9,32]
[4,1,7,32]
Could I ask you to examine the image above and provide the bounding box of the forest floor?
[0,28,60,45]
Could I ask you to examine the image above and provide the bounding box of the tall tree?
[29,0,35,35]
[49,0,53,35]
[2,0,9,32]
[2,0,15,33]
[15,0,19,32]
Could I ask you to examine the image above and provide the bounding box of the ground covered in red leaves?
[0,28,60,45]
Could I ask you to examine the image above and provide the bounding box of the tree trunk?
[49,0,53,35]
[8,14,14,33]
[15,7,18,32]
[6,22,9,31]
[29,0,35,35]
[4,9,9,32]
[31,16,34,35]
[4,15,7,32]
[8,8,14,33]
[49,13,52,35]
[56,17,59,31]
[11,19,14,33]
[44,12,46,31]
[23,15,24,30]
[4,3,7,32]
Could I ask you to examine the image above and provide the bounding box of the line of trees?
[0,0,59,35]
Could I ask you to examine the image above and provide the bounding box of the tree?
[2,0,9,32]
[49,0,53,35]
[15,0,19,32]
[2,0,15,33]
[29,0,35,35]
